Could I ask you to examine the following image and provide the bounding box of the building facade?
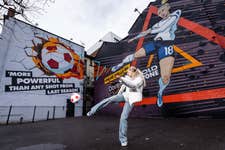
[93,0,225,118]
[0,17,84,124]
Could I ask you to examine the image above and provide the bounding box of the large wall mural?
[0,17,84,111]
[93,0,225,117]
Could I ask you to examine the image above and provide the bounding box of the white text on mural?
[5,71,80,95]
[142,65,159,79]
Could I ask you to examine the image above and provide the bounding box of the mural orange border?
[135,88,225,106]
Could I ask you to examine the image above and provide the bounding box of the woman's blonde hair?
[129,66,146,87]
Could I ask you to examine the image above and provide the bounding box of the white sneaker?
[111,62,124,72]
[122,54,134,64]
[86,111,92,117]
[121,141,128,147]
[111,54,134,72]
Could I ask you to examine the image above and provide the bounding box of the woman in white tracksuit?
[87,66,146,147]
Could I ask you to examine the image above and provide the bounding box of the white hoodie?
[118,75,144,105]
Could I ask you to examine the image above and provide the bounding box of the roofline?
[5,17,85,48]
[128,2,153,34]
[85,51,95,59]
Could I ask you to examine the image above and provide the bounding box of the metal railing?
[0,105,66,125]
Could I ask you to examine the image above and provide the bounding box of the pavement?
[0,116,225,150]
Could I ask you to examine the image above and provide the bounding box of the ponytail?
[136,68,146,87]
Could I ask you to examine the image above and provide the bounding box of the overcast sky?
[32,0,155,50]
